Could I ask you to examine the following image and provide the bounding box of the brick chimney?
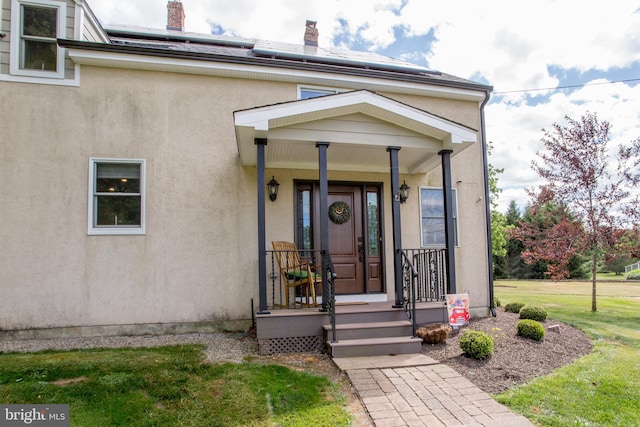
[304,20,318,47]
[167,1,185,32]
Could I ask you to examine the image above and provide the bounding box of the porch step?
[322,320,413,341]
[326,336,422,358]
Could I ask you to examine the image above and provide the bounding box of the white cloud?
[89,1,640,214]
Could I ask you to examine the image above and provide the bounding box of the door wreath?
[329,201,351,224]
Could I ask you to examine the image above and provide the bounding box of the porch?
[257,247,449,356]
[256,300,447,356]
[235,90,485,356]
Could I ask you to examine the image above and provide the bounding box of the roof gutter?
[479,89,497,317]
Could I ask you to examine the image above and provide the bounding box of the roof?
[60,23,491,94]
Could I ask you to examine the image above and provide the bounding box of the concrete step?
[327,336,422,358]
[322,320,413,341]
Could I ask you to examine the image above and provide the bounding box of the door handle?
[358,244,364,262]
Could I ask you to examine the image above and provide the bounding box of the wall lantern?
[267,176,280,201]
[398,180,410,204]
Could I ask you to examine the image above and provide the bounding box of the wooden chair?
[272,241,321,307]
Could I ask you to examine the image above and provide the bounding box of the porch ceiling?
[234,90,478,174]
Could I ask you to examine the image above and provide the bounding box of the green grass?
[0,345,352,426]
[595,271,628,281]
[495,280,640,426]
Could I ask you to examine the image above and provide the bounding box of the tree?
[512,189,587,279]
[487,142,511,265]
[529,112,640,311]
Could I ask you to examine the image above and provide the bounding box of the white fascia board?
[235,90,477,143]
[66,48,486,101]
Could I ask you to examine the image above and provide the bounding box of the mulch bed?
[421,307,593,394]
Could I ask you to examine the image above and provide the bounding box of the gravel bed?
[0,333,259,363]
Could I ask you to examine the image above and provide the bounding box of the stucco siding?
[1,61,491,332]
[0,67,294,330]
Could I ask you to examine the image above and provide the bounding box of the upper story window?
[298,86,343,100]
[420,187,458,247]
[10,0,66,79]
[88,158,146,235]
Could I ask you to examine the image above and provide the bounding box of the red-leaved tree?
[526,112,640,311]
[511,187,585,280]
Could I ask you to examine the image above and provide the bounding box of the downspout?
[479,90,496,317]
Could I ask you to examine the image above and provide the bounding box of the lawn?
[0,345,353,426]
[495,279,640,426]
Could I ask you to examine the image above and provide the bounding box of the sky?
[90,1,640,213]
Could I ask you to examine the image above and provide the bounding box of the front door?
[296,182,384,295]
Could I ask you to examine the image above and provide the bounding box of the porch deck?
[256,300,447,355]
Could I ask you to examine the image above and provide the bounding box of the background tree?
[502,200,542,279]
[511,188,588,280]
[487,142,511,275]
[529,112,640,311]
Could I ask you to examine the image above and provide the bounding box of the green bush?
[517,319,545,341]
[494,297,501,307]
[504,302,525,313]
[519,305,548,322]
[627,269,640,280]
[459,330,494,360]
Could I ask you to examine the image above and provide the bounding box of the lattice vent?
[258,336,325,355]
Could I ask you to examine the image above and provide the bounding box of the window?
[420,187,458,247]
[88,159,146,235]
[10,0,66,79]
[298,86,342,100]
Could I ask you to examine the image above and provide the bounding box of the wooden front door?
[296,182,384,295]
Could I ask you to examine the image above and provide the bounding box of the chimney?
[304,20,318,47]
[167,1,185,32]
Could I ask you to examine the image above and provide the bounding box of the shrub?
[494,297,501,307]
[459,330,494,360]
[517,319,545,341]
[627,269,640,280]
[504,302,525,313]
[519,305,548,322]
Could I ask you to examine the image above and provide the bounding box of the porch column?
[256,138,269,314]
[317,142,330,312]
[388,146,403,307]
[439,149,457,294]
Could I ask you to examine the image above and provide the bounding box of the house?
[0,0,494,354]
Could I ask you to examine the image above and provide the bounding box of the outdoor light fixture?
[267,176,280,201]
[399,180,410,204]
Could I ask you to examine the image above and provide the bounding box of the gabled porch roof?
[234,90,478,174]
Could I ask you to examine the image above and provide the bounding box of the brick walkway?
[334,354,534,427]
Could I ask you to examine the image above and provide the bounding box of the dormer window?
[10,0,66,79]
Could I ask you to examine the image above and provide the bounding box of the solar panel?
[252,39,438,75]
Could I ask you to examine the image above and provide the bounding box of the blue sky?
[92,0,640,212]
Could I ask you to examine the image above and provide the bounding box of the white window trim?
[88,158,146,236]
[419,186,459,248]
[9,0,67,80]
[297,84,345,100]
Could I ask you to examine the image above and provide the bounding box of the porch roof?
[234,90,478,174]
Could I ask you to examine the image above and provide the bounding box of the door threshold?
[326,294,389,303]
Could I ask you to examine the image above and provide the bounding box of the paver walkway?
[333,354,534,427]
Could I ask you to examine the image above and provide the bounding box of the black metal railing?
[266,249,322,309]
[321,250,338,343]
[403,248,447,302]
[399,250,419,337]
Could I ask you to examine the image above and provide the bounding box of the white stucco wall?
[0,64,490,332]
